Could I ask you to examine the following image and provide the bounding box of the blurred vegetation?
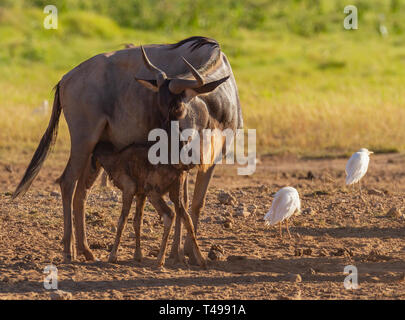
[1,0,405,158]
[2,0,405,35]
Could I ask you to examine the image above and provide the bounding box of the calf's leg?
[108,179,136,263]
[148,193,175,267]
[133,194,146,262]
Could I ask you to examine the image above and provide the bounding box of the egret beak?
[369,151,374,155]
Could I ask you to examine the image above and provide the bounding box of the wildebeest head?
[135,46,229,121]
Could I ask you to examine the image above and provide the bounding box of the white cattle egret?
[345,148,373,197]
[264,187,301,238]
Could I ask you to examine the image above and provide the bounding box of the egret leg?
[359,180,365,201]
[286,219,292,239]
[279,222,282,238]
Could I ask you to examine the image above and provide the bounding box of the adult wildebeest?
[13,36,243,263]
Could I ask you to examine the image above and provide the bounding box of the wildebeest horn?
[140,45,167,85]
[181,57,204,86]
[168,57,206,94]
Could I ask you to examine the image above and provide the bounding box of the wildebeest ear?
[184,76,230,99]
[135,77,159,92]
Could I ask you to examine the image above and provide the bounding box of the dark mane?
[169,36,220,52]
[169,36,222,77]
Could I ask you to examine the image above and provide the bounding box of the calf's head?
[135,46,229,121]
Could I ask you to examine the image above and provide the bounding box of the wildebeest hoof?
[173,253,186,265]
[198,258,208,269]
[63,254,73,263]
[169,247,185,264]
[155,265,168,273]
[134,251,143,262]
[108,254,118,263]
[81,249,96,261]
[187,253,200,266]
[156,256,165,268]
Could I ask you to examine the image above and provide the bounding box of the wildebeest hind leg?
[59,118,106,263]
[73,157,102,261]
[59,150,93,263]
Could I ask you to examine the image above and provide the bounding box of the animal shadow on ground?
[1,255,404,295]
[293,225,405,239]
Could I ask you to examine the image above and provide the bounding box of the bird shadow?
[291,225,405,239]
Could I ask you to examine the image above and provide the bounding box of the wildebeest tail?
[12,82,62,199]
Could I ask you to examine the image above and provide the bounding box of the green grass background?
[1,0,405,158]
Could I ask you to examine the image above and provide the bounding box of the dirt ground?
[0,152,405,300]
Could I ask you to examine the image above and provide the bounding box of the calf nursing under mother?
[91,46,230,268]
[92,141,205,267]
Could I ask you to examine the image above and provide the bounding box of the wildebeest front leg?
[133,194,146,262]
[108,190,135,263]
[184,165,216,264]
[148,193,175,267]
[171,174,206,268]
[169,173,188,262]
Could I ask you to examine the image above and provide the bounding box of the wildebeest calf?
[92,142,206,268]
